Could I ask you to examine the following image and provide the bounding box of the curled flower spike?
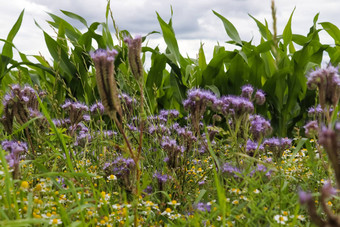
[61,100,89,126]
[183,88,217,135]
[124,35,143,80]
[307,65,340,109]
[90,49,122,118]
[104,156,136,193]
[249,115,272,141]
[241,84,254,100]
[304,120,319,138]
[2,140,28,179]
[254,89,266,105]
[319,123,340,188]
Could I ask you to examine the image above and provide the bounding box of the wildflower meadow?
[0,1,340,226]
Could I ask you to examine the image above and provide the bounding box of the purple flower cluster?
[159,109,179,121]
[2,140,28,179]
[161,136,185,168]
[241,84,254,100]
[241,84,266,105]
[90,48,118,63]
[216,95,254,116]
[61,100,89,126]
[250,163,273,178]
[153,171,172,184]
[246,139,264,155]
[52,118,71,127]
[175,126,197,145]
[119,93,136,116]
[254,89,266,105]
[183,88,217,133]
[1,84,45,134]
[222,162,241,178]
[161,136,184,153]
[249,115,272,141]
[298,190,312,205]
[148,124,170,136]
[104,156,136,192]
[104,156,135,177]
[307,65,340,108]
[263,137,291,149]
[263,137,292,158]
[194,202,211,212]
[183,89,217,111]
[90,102,105,115]
[304,120,319,138]
[307,105,324,117]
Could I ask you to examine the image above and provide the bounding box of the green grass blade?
[36,95,75,173]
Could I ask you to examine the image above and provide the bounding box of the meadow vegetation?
[0,1,340,226]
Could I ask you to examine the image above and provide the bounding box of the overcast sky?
[0,0,339,64]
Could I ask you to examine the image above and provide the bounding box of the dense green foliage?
[2,6,340,135]
[0,3,340,226]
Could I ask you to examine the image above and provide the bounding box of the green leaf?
[256,40,273,53]
[101,22,114,49]
[249,14,272,40]
[292,34,308,46]
[2,9,24,58]
[213,10,242,46]
[198,43,207,70]
[46,13,81,42]
[61,10,88,27]
[156,12,181,65]
[283,8,295,46]
[43,32,76,82]
[320,22,340,44]
[202,47,234,86]
[147,53,167,89]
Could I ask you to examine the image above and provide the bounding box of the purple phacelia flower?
[2,140,27,179]
[119,93,136,116]
[124,35,143,80]
[254,89,266,105]
[307,65,340,108]
[299,190,312,205]
[241,84,254,100]
[246,139,264,156]
[1,84,44,134]
[153,171,172,184]
[250,163,273,178]
[263,137,292,158]
[322,181,337,198]
[61,100,89,126]
[159,109,179,120]
[195,202,211,212]
[304,120,319,138]
[219,95,254,116]
[143,185,153,195]
[91,48,122,117]
[148,124,170,136]
[153,171,172,191]
[104,156,135,177]
[183,88,217,134]
[222,162,241,178]
[263,137,292,151]
[249,115,272,141]
[307,105,324,117]
[90,102,105,115]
